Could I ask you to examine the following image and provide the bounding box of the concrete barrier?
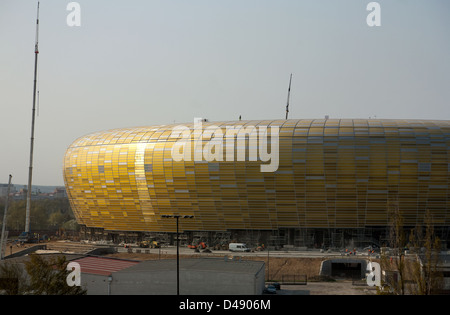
[3,244,47,259]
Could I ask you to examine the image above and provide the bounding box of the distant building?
[53,187,67,198]
[0,183,16,198]
[10,185,67,200]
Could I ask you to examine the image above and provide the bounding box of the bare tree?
[382,200,407,295]
[409,210,443,295]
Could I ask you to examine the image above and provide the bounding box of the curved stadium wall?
[63,119,450,236]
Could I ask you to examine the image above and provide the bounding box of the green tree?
[48,212,65,228]
[6,200,26,231]
[5,198,78,232]
[25,254,86,295]
[30,202,49,230]
[61,219,80,231]
[0,261,27,295]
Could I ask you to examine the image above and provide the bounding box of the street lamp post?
[161,214,194,295]
[107,275,112,295]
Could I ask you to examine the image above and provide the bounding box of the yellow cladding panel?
[63,119,450,232]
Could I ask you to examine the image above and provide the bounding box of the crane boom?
[25,1,40,233]
[285,73,292,120]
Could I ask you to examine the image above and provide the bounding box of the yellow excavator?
[139,240,160,248]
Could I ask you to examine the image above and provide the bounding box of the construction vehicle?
[139,240,160,248]
[17,232,39,244]
[188,241,207,250]
[256,244,265,251]
[150,240,160,248]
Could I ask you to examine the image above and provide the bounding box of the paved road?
[115,244,380,259]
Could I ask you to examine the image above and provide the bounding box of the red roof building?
[73,256,139,276]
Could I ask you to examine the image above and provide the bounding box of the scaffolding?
[77,225,449,250]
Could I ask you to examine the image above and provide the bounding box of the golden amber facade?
[63,119,450,233]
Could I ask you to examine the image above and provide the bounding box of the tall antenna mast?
[285,73,292,120]
[25,1,40,233]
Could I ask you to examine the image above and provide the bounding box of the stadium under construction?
[63,118,450,249]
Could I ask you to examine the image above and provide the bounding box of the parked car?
[229,243,250,252]
[263,285,277,294]
[17,232,39,244]
[272,282,281,290]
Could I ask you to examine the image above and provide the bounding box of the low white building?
[76,256,265,295]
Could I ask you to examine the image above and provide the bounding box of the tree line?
[0,254,86,295]
[0,197,79,233]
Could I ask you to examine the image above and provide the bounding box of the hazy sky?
[1,0,449,186]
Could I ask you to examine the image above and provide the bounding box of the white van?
[229,243,251,252]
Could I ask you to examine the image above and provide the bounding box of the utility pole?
[25,1,40,233]
[161,215,194,295]
[1,175,13,260]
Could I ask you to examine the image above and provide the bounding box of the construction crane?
[25,1,40,234]
[285,73,292,120]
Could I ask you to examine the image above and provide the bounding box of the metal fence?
[279,274,307,285]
